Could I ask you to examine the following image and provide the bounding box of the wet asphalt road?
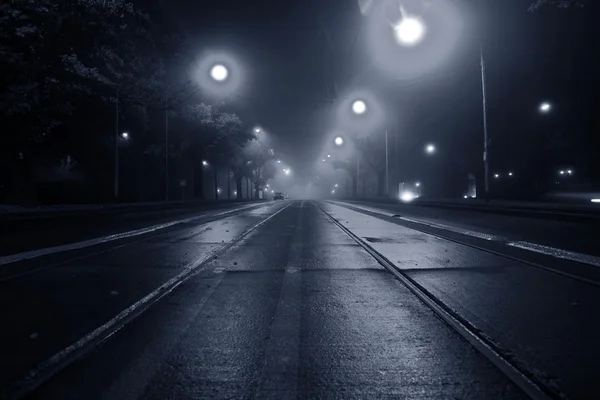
[1,200,529,400]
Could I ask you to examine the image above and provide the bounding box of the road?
[1,200,598,399]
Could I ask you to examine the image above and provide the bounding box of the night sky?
[161,0,599,185]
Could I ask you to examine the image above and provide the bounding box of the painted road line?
[508,241,600,268]
[333,201,600,272]
[328,201,396,217]
[0,203,262,267]
[7,202,292,400]
[329,201,505,241]
[398,216,507,242]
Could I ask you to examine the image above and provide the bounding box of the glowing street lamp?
[425,144,436,154]
[352,100,366,115]
[539,102,551,113]
[121,132,129,139]
[394,16,426,46]
[327,154,331,158]
[210,64,228,82]
[254,127,261,134]
[202,160,209,167]
[508,172,513,177]
[334,136,344,146]
[415,182,420,187]
[494,174,500,179]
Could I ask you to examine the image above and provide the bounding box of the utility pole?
[114,94,119,199]
[385,129,389,196]
[481,45,490,201]
[165,91,169,201]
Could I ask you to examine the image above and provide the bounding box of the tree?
[241,140,276,198]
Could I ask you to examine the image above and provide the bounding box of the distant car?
[274,192,284,200]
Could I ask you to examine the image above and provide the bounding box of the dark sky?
[162,0,599,183]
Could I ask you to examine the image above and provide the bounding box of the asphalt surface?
[0,200,530,400]
[342,199,600,257]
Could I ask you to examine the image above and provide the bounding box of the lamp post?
[114,131,129,199]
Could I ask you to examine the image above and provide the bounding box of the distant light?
[254,127,261,133]
[508,172,513,176]
[334,184,338,187]
[266,184,269,187]
[394,16,426,46]
[400,191,416,202]
[233,191,237,195]
[210,64,228,81]
[425,144,435,154]
[284,168,290,175]
[121,132,129,139]
[322,159,326,162]
[592,199,600,203]
[567,169,573,175]
[334,136,344,146]
[494,174,500,178]
[415,182,420,187]
[332,190,335,194]
[271,190,274,193]
[463,195,468,199]
[559,170,565,175]
[352,100,366,115]
[277,160,281,164]
[217,188,221,193]
[539,102,551,113]
[202,160,208,166]
[327,154,331,158]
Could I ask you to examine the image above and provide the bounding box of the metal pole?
[165,92,169,201]
[395,119,399,198]
[480,45,490,201]
[385,129,389,196]
[114,95,119,199]
[356,155,360,198]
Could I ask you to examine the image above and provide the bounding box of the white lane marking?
[12,202,292,397]
[398,216,506,242]
[327,201,396,217]
[0,203,262,266]
[508,241,600,268]
[329,201,505,241]
[332,201,600,270]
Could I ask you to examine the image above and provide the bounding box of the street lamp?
[210,64,228,82]
[334,136,344,146]
[425,144,436,154]
[327,154,331,158]
[254,127,261,134]
[494,173,500,178]
[202,160,209,167]
[539,102,551,113]
[508,172,513,177]
[415,182,420,187]
[394,16,426,46]
[352,100,366,115]
[114,131,130,199]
